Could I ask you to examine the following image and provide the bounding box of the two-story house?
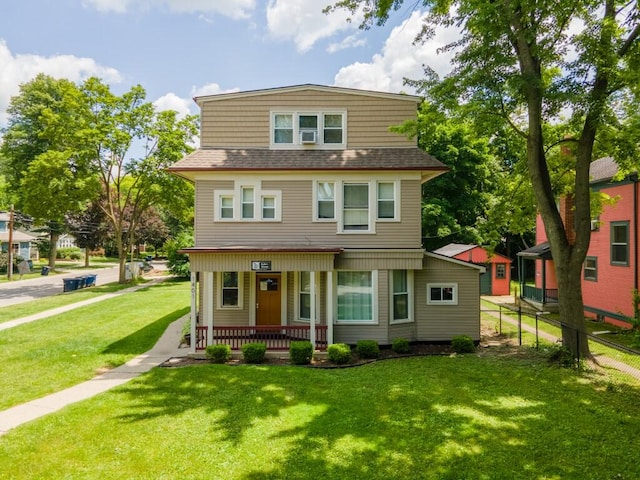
[518,156,637,327]
[168,85,485,354]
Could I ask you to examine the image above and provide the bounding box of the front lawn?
[0,280,189,410]
[0,354,638,479]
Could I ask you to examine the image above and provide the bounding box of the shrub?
[392,337,411,354]
[356,340,380,359]
[242,343,266,364]
[57,247,83,260]
[206,344,231,364]
[545,344,576,368]
[451,335,475,354]
[327,343,352,364]
[290,341,314,365]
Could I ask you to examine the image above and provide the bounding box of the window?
[316,182,335,220]
[298,271,312,321]
[262,196,276,220]
[218,272,243,308]
[495,264,506,279]
[323,114,343,144]
[241,187,254,219]
[271,111,345,148]
[611,222,629,265]
[391,270,413,323]
[220,196,234,219]
[274,114,293,144]
[427,283,458,305]
[343,183,369,231]
[215,184,281,222]
[337,271,376,323]
[584,257,597,281]
[377,182,395,219]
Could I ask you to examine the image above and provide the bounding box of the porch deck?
[195,325,328,351]
[520,285,559,311]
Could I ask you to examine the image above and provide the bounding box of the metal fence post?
[499,305,502,335]
[518,306,522,346]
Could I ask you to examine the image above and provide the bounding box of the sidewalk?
[0,274,189,437]
[0,313,188,436]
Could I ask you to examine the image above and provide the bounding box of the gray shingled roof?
[432,243,476,257]
[590,156,619,183]
[168,147,447,175]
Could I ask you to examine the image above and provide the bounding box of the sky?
[0,0,459,128]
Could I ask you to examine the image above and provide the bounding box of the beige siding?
[190,252,336,273]
[195,178,422,249]
[415,256,481,341]
[199,90,417,148]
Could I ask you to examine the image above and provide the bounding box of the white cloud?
[327,33,366,54]
[190,82,240,98]
[333,11,459,93]
[83,0,256,19]
[0,39,121,126]
[266,0,362,53]
[153,93,193,118]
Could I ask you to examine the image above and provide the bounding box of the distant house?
[57,234,77,249]
[0,212,38,261]
[433,243,512,296]
[168,84,486,354]
[518,157,637,327]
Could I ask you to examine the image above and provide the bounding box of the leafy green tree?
[164,230,193,278]
[0,74,99,267]
[329,0,640,358]
[79,78,198,283]
[394,103,502,250]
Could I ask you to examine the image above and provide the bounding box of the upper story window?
[611,221,629,265]
[377,182,396,220]
[343,183,370,231]
[271,111,346,149]
[215,182,281,222]
[584,256,597,281]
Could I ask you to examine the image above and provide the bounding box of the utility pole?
[7,205,14,281]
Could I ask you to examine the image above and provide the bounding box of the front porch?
[194,324,329,351]
[517,242,559,312]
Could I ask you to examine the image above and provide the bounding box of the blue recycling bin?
[86,274,97,287]
[63,278,78,292]
[41,266,50,276]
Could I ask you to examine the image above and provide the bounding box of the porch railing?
[195,325,328,352]
[522,285,559,303]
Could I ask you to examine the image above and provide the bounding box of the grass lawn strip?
[0,282,140,324]
[0,355,638,479]
[0,280,189,410]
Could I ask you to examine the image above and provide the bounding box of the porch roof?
[517,242,552,260]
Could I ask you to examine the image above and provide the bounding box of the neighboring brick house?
[518,157,637,327]
[433,243,512,296]
[168,84,485,353]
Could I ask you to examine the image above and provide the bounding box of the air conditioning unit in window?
[590,219,600,231]
[300,130,317,144]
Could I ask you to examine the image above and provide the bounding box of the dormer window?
[271,111,345,149]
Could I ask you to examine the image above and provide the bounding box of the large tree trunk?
[48,232,59,269]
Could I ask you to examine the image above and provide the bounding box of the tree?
[80,78,198,283]
[393,103,502,250]
[66,200,109,267]
[329,0,640,357]
[0,74,99,267]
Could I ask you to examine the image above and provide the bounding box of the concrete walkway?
[0,276,188,437]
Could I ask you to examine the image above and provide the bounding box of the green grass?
[0,355,638,479]
[0,282,138,324]
[0,280,189,410]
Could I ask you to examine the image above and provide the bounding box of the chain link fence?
[481,302,640,381]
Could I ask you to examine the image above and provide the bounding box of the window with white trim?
[390,270,413,324]
[343,183,370,231]
[377,181,396,220]
[316,182,335,220]
[584,257,597,281]
[336,271,377,323]
[214,184,281,222]
[298,271,312,321]
[271,111,345,148]
[217,272,244,309]
[241,187,254,220]
[427,283,458,305]
[611,221,629,265]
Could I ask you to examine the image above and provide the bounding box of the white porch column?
[203,271,214,347]
[189,271,197,354]
[309,271,316,347]
[326,271,334,346]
